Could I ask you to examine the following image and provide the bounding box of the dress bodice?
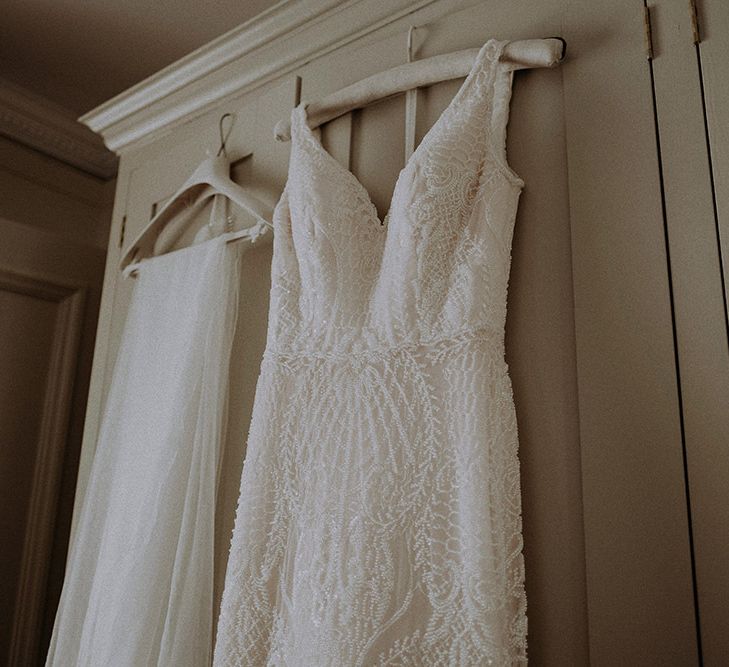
[267,38,523,359]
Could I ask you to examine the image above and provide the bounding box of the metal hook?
[407,25,416,62]
[217,113,234,156]
[403,25,419,169]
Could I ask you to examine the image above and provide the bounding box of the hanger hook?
[217,113,234,157]
[407,25,416,62]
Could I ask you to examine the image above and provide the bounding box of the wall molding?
[3,269,86,666]
[80,0,438,153]
[0,78,117,179]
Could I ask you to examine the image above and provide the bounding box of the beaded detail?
[215,38,527,666]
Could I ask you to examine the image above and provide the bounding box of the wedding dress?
[47,223,242,666]
[215,38,527,665]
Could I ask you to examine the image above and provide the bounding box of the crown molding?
[0,78,117,179]
[80,0,437,154]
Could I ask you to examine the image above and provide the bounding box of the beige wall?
[0,137,111,664]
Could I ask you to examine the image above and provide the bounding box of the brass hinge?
[119,214,127,248]
[689,0,701,44]
[643,5,654,60]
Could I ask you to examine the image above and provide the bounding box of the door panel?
[0,219,104,665]
[0,289,57,665]
[563,1,699,664]
[653,1,729,663]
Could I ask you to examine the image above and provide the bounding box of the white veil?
[47,231,241,666]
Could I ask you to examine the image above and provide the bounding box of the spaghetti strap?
[490,40,525,187]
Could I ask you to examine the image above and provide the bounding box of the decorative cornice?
[80,0,437,153]
[0,78,117,179]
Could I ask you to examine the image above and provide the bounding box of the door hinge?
[689,0,701,44]
[119,214,127,248]
[643,5,654,60]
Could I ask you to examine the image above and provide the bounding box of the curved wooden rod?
[274,38,565,142]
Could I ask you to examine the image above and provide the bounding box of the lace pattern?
[215,38,527,666]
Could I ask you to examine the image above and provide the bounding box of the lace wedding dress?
[215,38,527,666]
[48,228,242,667]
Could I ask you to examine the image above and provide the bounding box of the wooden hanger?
[120,114,274,271]
[274,37,566,142]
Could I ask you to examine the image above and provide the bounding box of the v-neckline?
[293,38,503,227]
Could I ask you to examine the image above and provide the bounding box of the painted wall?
[0,136,111,664]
